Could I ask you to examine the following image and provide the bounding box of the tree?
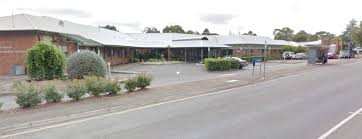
[100,25,118,32]
[243,31,257,36]
[162,25,185,33]
[202,28,210,35]
[202,28,218,35]
[293,30,309,42]
[351,21,362,46]
[273,27,294,41]
[315,31,336,40]
[186,30,194,34]
[341,19,358,48]
[143,27,160,33]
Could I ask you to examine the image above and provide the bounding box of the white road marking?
[1,63,356,138]
[348,112,362,115]
[219,74,235,77]
[225,80,239,83]
[318,106,362,139]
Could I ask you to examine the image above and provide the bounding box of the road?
[3,62,362,139]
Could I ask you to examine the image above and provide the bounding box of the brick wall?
[0,31,38,75]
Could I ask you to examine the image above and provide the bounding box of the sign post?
[264,41,267,79]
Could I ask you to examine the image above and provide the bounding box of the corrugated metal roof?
[0,14,134,46]
[60,33,102,47]
[0,14,311,48]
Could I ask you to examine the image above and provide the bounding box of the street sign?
[252,57,263,66]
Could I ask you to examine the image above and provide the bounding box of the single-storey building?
[0,13,308,75]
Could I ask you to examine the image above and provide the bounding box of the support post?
[184,48,187,62]
[201,48,204,63]
[168,46,171,61]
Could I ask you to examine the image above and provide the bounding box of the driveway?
[112,62,295,87]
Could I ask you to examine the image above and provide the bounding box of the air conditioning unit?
[11,64,25,76]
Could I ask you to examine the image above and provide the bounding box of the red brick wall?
[0,31,79,75]
[0,31,38,75]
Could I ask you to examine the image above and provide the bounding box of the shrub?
[14,82,42,108]
[67,80,88,101]
[230,59,241,69]
[84,76,107,96]
[105,80,121,95]
[43,85,63,103]
[125,78,138,92]
[26,41,65,80]
[67,50,107,79]
[136,73,152,89]
[204,58,239,71]
[0,102,3,110]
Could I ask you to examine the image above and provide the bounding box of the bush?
[67,50,107,79]
[26,41,65,80]
[204,58,239,71]
[136,73,152,89]
[43,85,63,103]
[14,82,42,108]
[84,76,107,96]
[230,59,241,69]
[0,102,3,110]
[125,78,138,92]
[105,80,121,95]
[67,80,88,101]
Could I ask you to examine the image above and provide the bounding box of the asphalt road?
[3,62,362,139]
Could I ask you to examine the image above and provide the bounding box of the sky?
[0,0,361,37]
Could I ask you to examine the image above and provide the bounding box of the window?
[59,45,68,56]
[108,48,114,57]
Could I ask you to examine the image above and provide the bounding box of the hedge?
[204,58,240,71]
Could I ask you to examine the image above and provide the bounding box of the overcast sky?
[0,0,361,37]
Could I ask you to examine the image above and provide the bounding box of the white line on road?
[225,80,239,83]
[219,74,235,77]
[318,106,362,139]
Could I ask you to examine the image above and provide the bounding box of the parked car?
[353,47,362,53]
[327,52,338,59]
[224,57,248,69]
[339,51,354,59]
[293,53,306,59]
[282,51,295,60]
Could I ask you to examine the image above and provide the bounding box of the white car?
[282,51,295,60]
[293,53,306,59]
[353,47,362,53]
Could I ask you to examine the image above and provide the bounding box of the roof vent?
[58,20,64,26]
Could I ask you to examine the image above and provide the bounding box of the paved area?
[1,59,362,138]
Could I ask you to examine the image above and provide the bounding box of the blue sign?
[252,58,263,66]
